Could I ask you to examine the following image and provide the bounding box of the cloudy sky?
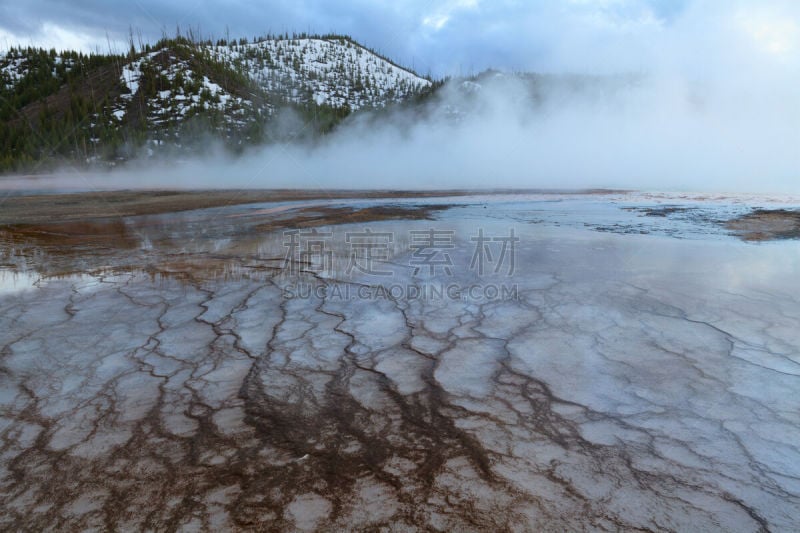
[1,0,799,77]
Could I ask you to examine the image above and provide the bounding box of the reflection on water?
[0,269,41,296]
[2,193,799,295]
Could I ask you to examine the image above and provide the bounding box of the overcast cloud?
[0,0,796,77]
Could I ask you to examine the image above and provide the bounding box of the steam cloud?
[8,0,800,194]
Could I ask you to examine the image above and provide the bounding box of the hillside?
[0,34,433,172]
[208,35,431,109]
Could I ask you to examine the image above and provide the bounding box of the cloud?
[2,1,796,78]
[422,0,480,31]
[0,0,694,75]
[0,22,103,53]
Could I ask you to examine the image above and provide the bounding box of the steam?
[223,73,798,193]
[6,0,800,194]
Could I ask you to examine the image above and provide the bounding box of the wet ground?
[1,191,799,531]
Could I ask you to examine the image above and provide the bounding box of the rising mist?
[12,0,800,194]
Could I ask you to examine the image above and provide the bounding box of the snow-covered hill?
[108,36,431,131]
[116,48,267,132]
[207,36,431,110]
[0,35,434,169]
[1,35,431,119]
